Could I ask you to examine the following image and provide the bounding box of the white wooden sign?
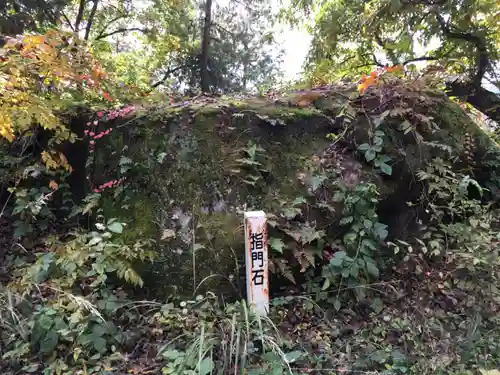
[244,211,269,316]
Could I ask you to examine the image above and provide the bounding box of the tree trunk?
[242,41,249,91]
[446,81,500,124]
[200,0,213,93]
[84,0,99,40]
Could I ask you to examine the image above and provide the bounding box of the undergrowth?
[1,78,500,375]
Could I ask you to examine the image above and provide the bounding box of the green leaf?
[282,207,301,219]
[365,149,376,162]
[350,263,359,278]
[365,261,379,278]
[22,364,39,373]
[373,222,388,241]
[107,222,123,234]
[335,251,347,259]
[371,297,384,313]
[269,237,286,253]
[389,0,401,11]
[361,238,377,251]
[292,196,307,206]
[334,299,341,311]
[299,225,325,244]
[162,349,183,360]
[339,216,353,225]
[197,357,214,375]
[357,143,370,151]
[343,232,357,244]
[311,175,327,191]
[93,337,107,353]
[330,256,343,267]
[371,349,390,363]
[119,156,132,165]
[363,219,373,230]
[341,268,350,278]
[380,163,392,175]
[88,236,103,246]
[400,120,412,134]
[13,221,31,238]
[284,350,303,363]
[322,278,331,290]
[40,330,58,354]
[91,324,107,337]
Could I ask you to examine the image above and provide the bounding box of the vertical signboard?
[244,211,269,316]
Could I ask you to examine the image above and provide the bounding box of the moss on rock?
[95,82,500,298]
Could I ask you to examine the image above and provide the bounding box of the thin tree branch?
[150,64,193,88]
[74,0,87,32]
[435,13,489,87]
[402,56,439,66]
[61,11,75,31]
[84,0,99,40]
[213,22,234,37]
[372,54,385,67]
[374,32,398,64]
[95,27,149,40]
[95,14,127,39]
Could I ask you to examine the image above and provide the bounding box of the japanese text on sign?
[251,232,264,285]
[244,211,269,316]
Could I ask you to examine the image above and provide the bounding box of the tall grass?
[0,288,28,340]
[156,294,296,375]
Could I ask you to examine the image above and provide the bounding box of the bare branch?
[61,11,75,31]
[74,0,87,32]
[213,22,234,37]
[95,14,128,38]
[151,64,193,88]
[374,32,398,64]
[84,0,99,40]
[402,56,439,66]
[435,13,489,87]
[95,27,149,40]
[372,53,385,67]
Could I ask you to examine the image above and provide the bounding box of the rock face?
[93,84,500,299]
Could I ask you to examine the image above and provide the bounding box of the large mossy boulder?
[92,81,500,299]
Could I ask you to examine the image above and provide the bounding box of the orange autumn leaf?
[358,74,378,94]
[102,92,113,102]
[49,180,59,190]
[386,64,403,73]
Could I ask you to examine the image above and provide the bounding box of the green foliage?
[415,158,497,270]
[19,215,155,290]
[156,296,301,375]
[296,0,500,83]
[11,186,56,237]
[232,140,269,187]
[330,183,387,281]
[357,128,392,175]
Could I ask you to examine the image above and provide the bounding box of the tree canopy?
[289,0,500,122]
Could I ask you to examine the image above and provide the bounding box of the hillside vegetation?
[1,0,500,373]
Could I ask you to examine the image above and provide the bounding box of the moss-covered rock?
[93,82,500,298]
